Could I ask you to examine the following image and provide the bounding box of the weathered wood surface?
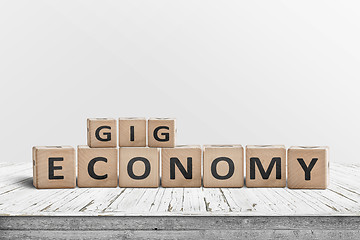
[0,162,359,216]
[0,216,359,239]
[0,162,359,239]
[2,229,359,240]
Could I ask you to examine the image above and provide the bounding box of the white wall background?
[0,1,359,164]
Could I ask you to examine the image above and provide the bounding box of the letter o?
[127,157,151,180]
[211,157,235,180]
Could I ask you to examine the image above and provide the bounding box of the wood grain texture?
[77,146,118,188]
[148,118,175,148]
[288,146,329,189]
[119,147,160,188]
[32,146,75,189]
[203,145,244,188]
[2,216,360,230]
[0,216,359,239]
[118,118,146,147]
[1,229,359,240]
[0,162,359,216]
[161,146,201,188]
[246,145,286,188]
[87,118,117,148]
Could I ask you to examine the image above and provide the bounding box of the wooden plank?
[183,188,207,212]
[220,188,256,213]
[148,188,167,213]
[201,188,232,212]
[154,188,183,212]
[1,229,360,240]
[80,188,125,213]
[1,216,360,230]
[0,162,360,216]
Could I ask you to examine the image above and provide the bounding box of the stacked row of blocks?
[33,118,329,189]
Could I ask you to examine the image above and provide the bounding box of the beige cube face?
[246,145,286,188]
[288,146,329,189]
[87,118,117,148]
[161,146,201,188]
[77,146,118,188]
[148,118,175,148]
[203,145,244,188]
[119,148,160,188]
[119,118,146,147]
[32,146,75,189]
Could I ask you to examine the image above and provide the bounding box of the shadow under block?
[161,146,201,188]
[87,118,117,148]
[203,145,244,188]
[246,145,286,188]
[119,147,160,187]
[32,146,75,189]
[287,146,329,189]
[77,146,118,188]
[148,118,175,148]
[119,118,146,147]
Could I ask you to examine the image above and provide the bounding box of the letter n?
[170,157,192,179]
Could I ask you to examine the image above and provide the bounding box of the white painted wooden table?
[0,162,359,239]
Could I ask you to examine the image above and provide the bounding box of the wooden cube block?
[87,118,117,148]
[288,146,329,189]
[161,145,201,187]
[203,145,244,188]
[148,118,175,148]
[119,118,146,147]
[32,146,75,189]
[77,146,118,188]
[246,145,286,188]
[119,147,160,187]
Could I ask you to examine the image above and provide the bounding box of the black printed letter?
[48,157,64,180]
[127,157,151,180]
[153,126,169,142]
[250,157,281,180]
[211,157,235,180]
[297,158,318,180]
[95,126,111,141]
[88,157,108,180]
[170,157,192,179]
[130,126,135,141]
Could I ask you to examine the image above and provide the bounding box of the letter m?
[250,157,281,180]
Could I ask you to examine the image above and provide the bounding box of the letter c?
[88,157,108,180]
